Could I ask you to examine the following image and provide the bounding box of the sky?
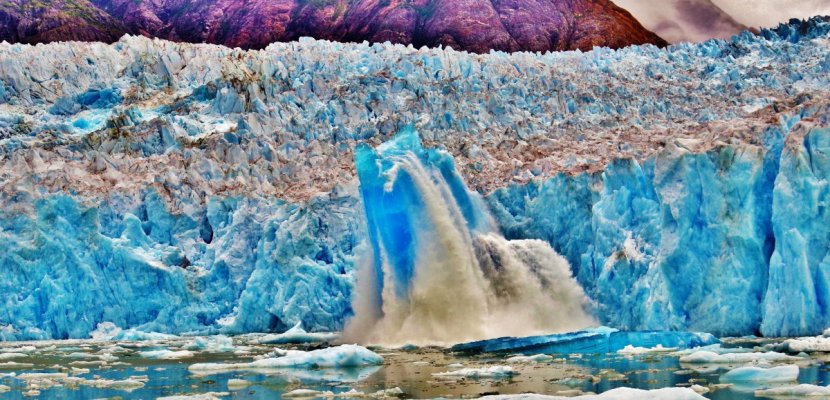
[615,0,830,43]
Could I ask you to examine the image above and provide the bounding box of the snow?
[679,350,800,364]
[720,365,800,383]
[478,387,707,399]
[432,366,517,379]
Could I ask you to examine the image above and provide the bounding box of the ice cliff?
[0,18,828,340]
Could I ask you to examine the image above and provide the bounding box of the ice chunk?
[617,345,676,355]
[190,344,382,374]
[433,366,517,379]
[478,387,707,399]
[679,350,799,364]
[755,384,830,397]
[506,354,554,363]
[184,336,235,352]
[768,336,830,353]
[720,365,799,383]
[140,349,195,360]
[255,323,339,345]
[157,393,230,400]
[453,328,717,355]
[227,379,252,389]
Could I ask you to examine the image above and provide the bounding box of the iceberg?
[720,365,799,383]
[189,344,383,373]
[755,384,830,397]
[478,387,707,399]
[254,322,339,345]
[452,327,717,355]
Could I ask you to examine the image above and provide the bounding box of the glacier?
[0,17,828,340]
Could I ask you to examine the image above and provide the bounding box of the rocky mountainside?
[0,0,125,44]
[0,0,666,52]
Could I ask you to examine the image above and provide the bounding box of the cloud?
[614,0,746,43]
[710,0,830,28]
[614,0,830,43]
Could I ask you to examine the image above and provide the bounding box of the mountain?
[0,0,666,52]
[614,0,748,43]
[0,0,125,44]
[0,18,827,340]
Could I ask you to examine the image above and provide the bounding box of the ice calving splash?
[345,126,595,345]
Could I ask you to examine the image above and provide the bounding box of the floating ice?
[184,336,235,352]
[139,349,195,360]
[720,365,799,383]
[478,386,707,399]
[506,354,554,363]
[617,345,676,355]
[755,384,830,397]
[255,322,339,345]
[453,328,717,355]
[679,350,800,364]
[767,336,830,353]
[157,393,230,400]
[432,366,517,379]
[189,344,382,374]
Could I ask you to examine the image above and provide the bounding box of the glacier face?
[0,18,828,340]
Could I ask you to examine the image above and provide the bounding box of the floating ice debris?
[255,323,339,345]
[617,345,676,355]
[679,350,800,364]
[506,354,554,363]
[478,386,707,399]
[755,384,830,397]
[157,392,230,400]
[720,365,799,383]
[453,328,717,355]
[432,366,517,379]
[689,385,709,394]
[767,336,830,353]
[227,378,252,390]
[283,387,403,398]
[0,353,27,360]
[139,349,195,360]
[190,344,383,373]
[184,336,236,352]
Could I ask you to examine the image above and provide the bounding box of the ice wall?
[488,109,830,337]
[0,18,828,340]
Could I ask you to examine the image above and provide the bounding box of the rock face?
[0,0,125,44]
[0,18,827,340]
[0,0,666,52]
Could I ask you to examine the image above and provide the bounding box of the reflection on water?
[0,335,829,399]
